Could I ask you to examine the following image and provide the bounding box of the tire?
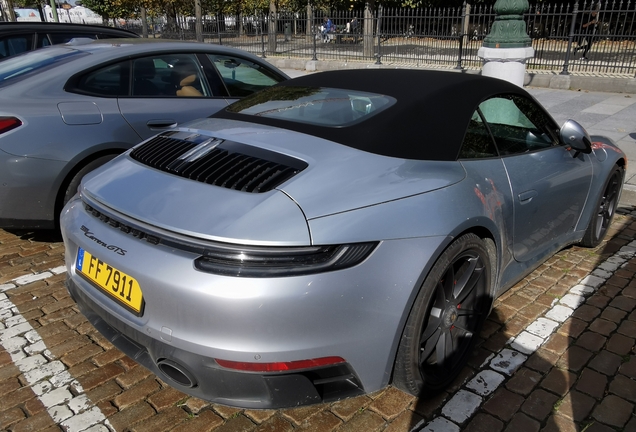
[580,166,623,248]
[62,154,118,207]
[393,233,493,396]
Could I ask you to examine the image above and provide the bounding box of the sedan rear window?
[226,86,395,127]
[0,46,87,87]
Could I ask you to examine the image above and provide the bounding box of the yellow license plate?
[76,247,144,315]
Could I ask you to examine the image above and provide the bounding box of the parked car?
[0,38,288,229]
[61,69,625,409]
[0,22,139,60]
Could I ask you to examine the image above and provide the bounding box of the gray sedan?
[0,38,288,229]
[61,69,625,409]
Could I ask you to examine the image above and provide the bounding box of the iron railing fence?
[122,1,636,76]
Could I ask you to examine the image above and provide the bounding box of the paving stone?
[170,409,225,432]
[586,294,611,310]
[526,318,560,339]
[336,410,383,432]
[545,305,574,323]
[463,413,503,432]
[542,333,572,356]
[610,295,636,312]
[280,404,325,426]
[619,356,636,378]
[368,386,414,420]
[330,395,371,422]
[525,349,559,374]
[556,345,593,372]
[511,332,544,355]
[609,374,636,402]
[588,351,623,375]
[466,370,505,396]
[618,319,636,337]
[560,294,586,309]
[182,397,211,415]
[60,406,107,432]
[554,390,596,422]
[384,412,425,432]
[115,364,154,389]
[576,368,607,399]
[503,413,540,432]
[10,410,57,432]
[575,331,608,353]
[490,349,527,376]
[540,414,578,432]
[441,390,482,424]
[0,406,25,430]
[589,318,618,336]
[411,391,448,418]
[521,389,559,421]
[112,377,161,410]
[506,367,542,395]
[540,368,577,396]
[212,404,242,420]
[147,386,187,412]
[299,411,342,432]
[592,394,634,428]
[107,402,157,432]
[244,409,277,424]
[127,406,191,432]
[607,333,635,355]
[79,362,125,391]
[483,388,525,421]
[600,306,628,323]
[422,417,460,432]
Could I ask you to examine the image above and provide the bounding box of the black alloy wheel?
[393,233,493,396]
[581,166,623,248]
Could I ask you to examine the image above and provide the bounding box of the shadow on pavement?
[6,228,63,243]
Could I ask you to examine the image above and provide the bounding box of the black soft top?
[214,69,531,161]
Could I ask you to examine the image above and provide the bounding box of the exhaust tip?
[157,358,197,388]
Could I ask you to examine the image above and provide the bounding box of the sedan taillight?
[0,117,22,134]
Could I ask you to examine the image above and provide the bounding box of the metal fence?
[137,1,636,76]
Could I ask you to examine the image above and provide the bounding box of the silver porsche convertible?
[61,69,625,409]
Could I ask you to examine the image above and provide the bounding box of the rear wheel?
[62,155,118,207]
[393,233,493,396]
[580,166,623,248]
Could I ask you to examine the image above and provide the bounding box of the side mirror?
[560,119,592,154]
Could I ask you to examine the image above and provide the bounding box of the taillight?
[0,117,22,134]
[215,356,346,372]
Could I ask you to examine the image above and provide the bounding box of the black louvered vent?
[130,132,307,193]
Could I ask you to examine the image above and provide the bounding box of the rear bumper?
[67,275,365,409]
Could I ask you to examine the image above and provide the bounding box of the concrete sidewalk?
[278,65,636,207]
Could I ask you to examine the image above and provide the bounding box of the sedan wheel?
[580,166,623,248]
[393,233,493,396]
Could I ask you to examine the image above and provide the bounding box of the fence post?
[561,1,579,75]
[311,9,317,61]
[375,5,382,64]
[456,1,467,70]
[261,13,266,58]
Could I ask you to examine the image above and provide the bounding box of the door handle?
[518,190,537,204]
[147,120,178,129]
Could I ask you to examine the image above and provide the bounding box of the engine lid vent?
[130,132,307,193]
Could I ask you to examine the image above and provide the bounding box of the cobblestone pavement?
[2,205,636,432]
[1,81,636,431]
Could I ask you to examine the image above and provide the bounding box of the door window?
[0,35,33,58]
[208,54,284,97]
[476,95,559,156]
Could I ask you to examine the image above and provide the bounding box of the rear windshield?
[226,86,395,127]
[0,46,87,88]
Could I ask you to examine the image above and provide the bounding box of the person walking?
[573,1,601,61]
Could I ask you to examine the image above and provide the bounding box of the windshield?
[0,46,87,87]
[226,86,395,127]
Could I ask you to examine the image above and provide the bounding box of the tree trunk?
[195,0,203,42]
[141,7,148,38]
[268,0,276,54]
